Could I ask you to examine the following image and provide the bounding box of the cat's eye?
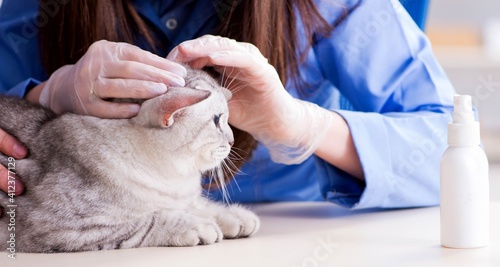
[213,114,222,126]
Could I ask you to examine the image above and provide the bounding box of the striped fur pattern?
[0,67,259,252]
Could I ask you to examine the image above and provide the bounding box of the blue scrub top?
[0,0,456,209]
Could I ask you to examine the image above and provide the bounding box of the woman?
[0,0,454,210]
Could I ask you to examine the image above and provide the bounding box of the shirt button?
[165,18,178,30]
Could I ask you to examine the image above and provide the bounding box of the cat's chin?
[196,146,231,172]
[199,162,224,174]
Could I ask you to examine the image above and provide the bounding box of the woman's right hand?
[37,40,187,119]
[0,128,26,196]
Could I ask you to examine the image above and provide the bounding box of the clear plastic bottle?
[440,94,489,248]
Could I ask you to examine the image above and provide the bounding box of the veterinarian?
[0,0,453,212]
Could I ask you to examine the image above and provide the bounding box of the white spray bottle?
[440,94,489,248]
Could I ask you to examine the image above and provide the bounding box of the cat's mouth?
[212,145,231,161]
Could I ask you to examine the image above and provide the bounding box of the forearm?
[25,81,46,104]
[314,111,365,181]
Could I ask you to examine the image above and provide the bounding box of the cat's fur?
[0,68,259,252]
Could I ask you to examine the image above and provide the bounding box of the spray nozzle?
[453,94,474,124]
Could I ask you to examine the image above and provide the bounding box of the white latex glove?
[167,35,333,164]
[39,40,187,118]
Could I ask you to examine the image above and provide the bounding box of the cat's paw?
[176,218,223,246]
[216,205,260,239]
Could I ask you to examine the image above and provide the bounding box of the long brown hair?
[39,0,333,183]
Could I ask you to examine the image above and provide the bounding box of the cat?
[0,67,260,253]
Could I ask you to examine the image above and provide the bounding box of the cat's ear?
[159,88,211,127]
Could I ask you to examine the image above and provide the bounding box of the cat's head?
[132,68,234,172]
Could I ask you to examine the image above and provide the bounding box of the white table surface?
[2,165,499,267]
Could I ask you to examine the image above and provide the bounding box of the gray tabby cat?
[0,67,259,252]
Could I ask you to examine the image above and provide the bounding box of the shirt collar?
[130,0,220,52]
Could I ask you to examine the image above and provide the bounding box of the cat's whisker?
[224,159,242,177]
[221,66,228,88]
[229,87,245,96]
[223,161,242,193]
[226,66,236,81]
[226,82,246,95]
[227,153,244,163]
[224,156,239,171]
[230,147,247,154]
[215,165,232,204]
[227,154,242,162]
[226,77,243,92]
[203,170,216,198]
[220,165,235,180]
[220,66,234,89]
[223,70,241,90]
[220,160,242,194]
[224,150,249,178]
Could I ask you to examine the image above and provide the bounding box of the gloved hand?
[39,40,187,118]
[167,35,333,164]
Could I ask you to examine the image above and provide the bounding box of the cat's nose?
[228,140,234,147]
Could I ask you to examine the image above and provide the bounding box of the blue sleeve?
[313,0,455,209]
[0,0,46,97]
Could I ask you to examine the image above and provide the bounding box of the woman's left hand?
[168,35,333,164]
